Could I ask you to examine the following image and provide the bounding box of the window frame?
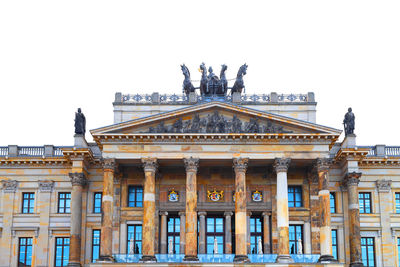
[289,224,303,254]
[249,216,263,254]
[205,216,225,254]
[54,237,70,267]
[331,229,338,260]
[359,192,372,214]
[395,192,400,213]
[288,185,303,208]
[127,224,142,254]
[22,192,35,214]
[93,192,102,213]
[57,192,71,214]
[127,186,143,208]
[91,229,101,263]
[18,237,33,266]
[330,192,336,214]
[167,216,180,254]
[361,237,375,267]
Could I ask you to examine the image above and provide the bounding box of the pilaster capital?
[178,211,186,217]
[103,158,116,172]
[261,211,270,217]
[247,211,252,217]
[69,172,87,186]
[198,211,207,217]
[142,157,158,173]
[38,180,54,192]
[376,179,392,193]
[159,211,168,216]
[274,158,291,173]
[184,157,199,173]
[1,180,18,193]
[342,172,362,187]
[314,158,333,172]
[224,211,233,217]
[233,157,249,173]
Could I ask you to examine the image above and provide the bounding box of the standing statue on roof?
[74,108,86,135]
[343,107,355,136]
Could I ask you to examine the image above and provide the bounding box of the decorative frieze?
[69,172,87,187]
[376,179,392,192]
[142,157,158,173]
[184,157,199,172]
[233,157,248,173]
[38,180,54,192]
[1,180,18,193]
[273,158,291,173]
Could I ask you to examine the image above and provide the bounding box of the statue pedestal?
[232,92,241,103]
[74,134,88,148]
[342,134,356,148]
[188,92,197,104]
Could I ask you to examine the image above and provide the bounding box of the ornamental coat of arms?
[252,190,263,202]
[207,190,224,202]
[168,190,179,202]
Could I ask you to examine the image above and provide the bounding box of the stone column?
[198,211,207,254]
[179,211,186,254]
[343,172,363,267]
[262,212,270,254]
[98,158,115,262]
[160,211,168,254]
[315,158,337,263]
[376,179,395,267]
[247,211,251,254]
[68,173,87,267]
[224,211,233,254]
[233,158,250,263]
[141,158,158,262]
[183,157,199,262]
[274,158,293,263]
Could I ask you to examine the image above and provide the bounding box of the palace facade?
[0,91,399,267]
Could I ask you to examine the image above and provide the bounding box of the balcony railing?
[360,145,400,157]
[0,146,72,157]
[113,254,320,263]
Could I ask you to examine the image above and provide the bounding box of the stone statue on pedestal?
[343,107,355,136]
[257,237,263,254]
[297,239,303,254]
[74,108,86,135]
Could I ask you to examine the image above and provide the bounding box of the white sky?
[1,0,399,147]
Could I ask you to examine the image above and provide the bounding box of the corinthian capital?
[376,179,392,193]
[1,180,18,193]
[233,158,248,173]
[39,180,54,192]
[274,158,291,173]
[184,157,199,172]
[343,171,362,187]
[69,172,87,186]
[103,158,116,171]
[315,158,333,172]
[142,157,158,173]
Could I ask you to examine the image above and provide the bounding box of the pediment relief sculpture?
[144,111,293,134]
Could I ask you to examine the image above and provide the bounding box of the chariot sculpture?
[181,63,248,97]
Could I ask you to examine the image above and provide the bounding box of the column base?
[233,255,250,263]
[318,254,339,263]
[140,255,157,263]
[67,263,81,267]
[183,255,199,262]
[275,254,294,263]
[350,262,364,267]
[96,255,114,263]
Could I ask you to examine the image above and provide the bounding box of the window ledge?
[121,207,143,211]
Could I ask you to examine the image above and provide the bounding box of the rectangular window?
[93,193,102,213]
[330,192,336,213]
[58,193,71,213]
[127,225,142,254]
[22,193,35,214]
[397,237,400,266]
[55,237,70,267]
[128,186,143,207]
[250,216,263,254]
[395,193,400,213]
[92,230,101,263]
[361,237,375,267]
[167,216,180,254]
[206,217,224,254]
[289,225,303,254]
[331,229,338,259]
[359,192,372,214]
[288,186,302,207]
[18,237,33,266]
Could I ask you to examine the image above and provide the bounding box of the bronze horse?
[181,64,195,96]
[231,64,248,94]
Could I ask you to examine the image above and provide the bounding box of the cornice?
[334,147,370,163]
[359,157,400,167]
[0,157,69,167]
[62,147,95,163]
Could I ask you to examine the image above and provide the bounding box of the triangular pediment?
[91,102,341,136]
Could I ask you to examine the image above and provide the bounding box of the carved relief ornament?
[184,157,199,172]
[142,158,158,173]
[103,158,116,171]
[233,157,248,173]
[1,180,18,193]
[376,179,392,193]
[315,158,333,172]
[38,180,54,192]
[274,158,291,173]
[69,172,87,186]
[342,172,362,188]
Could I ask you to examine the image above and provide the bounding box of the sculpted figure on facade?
[74,108,86,135]
[343,107,355,136]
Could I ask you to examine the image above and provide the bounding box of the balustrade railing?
[0,147,8,156]
[0,146,72,157]
[119,92,311,104]
[360,146,400,157]
[18,146,44,157]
